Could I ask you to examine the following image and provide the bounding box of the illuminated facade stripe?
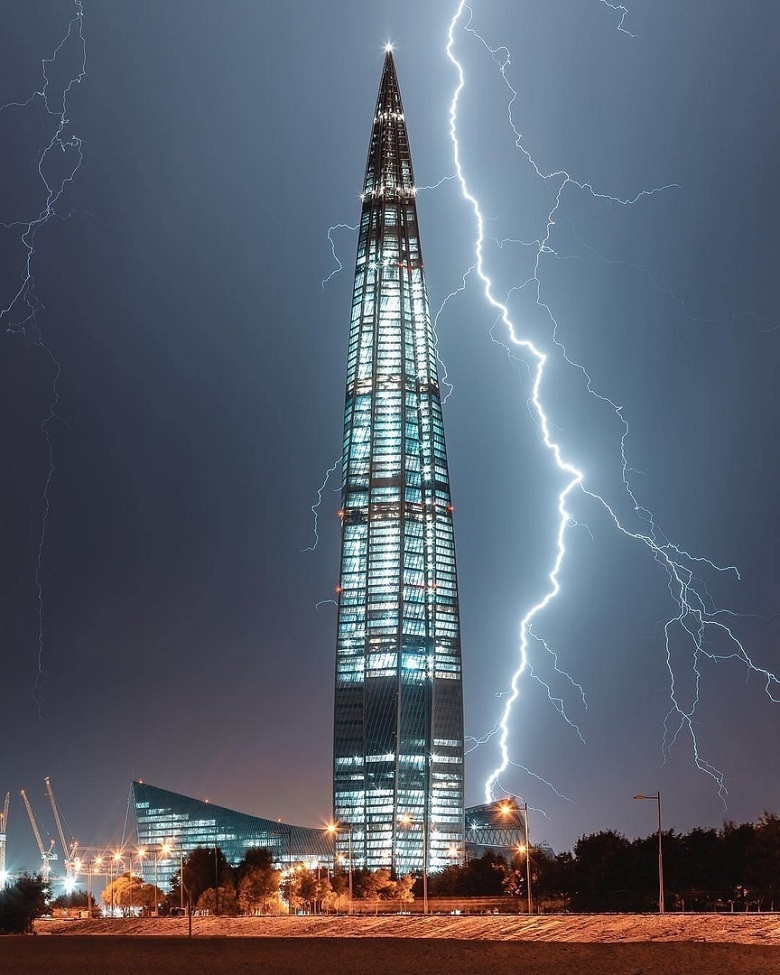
[333,51,465,876]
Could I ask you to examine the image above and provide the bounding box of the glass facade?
[464,799,528,862]
[132,781,332,888]
[333,52,465,875]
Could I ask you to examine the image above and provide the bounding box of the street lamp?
[633,792,664,914]
[134,848,147,915]
[271,826,293,914]
[152,842,172,917]
[399,815,428,915]
[110,851,122,917]
[500,798,532,914]
[325,823,353,914]
[90,856,102,915]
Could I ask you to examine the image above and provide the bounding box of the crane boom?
[20,789,45,857]
[20,789,56,880]
[44,776,75,863]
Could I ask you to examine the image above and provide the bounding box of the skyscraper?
[333,50,464,876]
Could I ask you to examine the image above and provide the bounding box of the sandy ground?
[0,914,775,974]
[32,911,780,942]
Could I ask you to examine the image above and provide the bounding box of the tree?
[352,868,397,913]
[197,884,240,916]
[51,888,90,910]
[746,813,780,907]
[238,864,282,915]
[570,830,634,911]
[176,847,233,908]
[330,868,351,913]
[101,874,165,914]
[0,875,50,933]
[535,850,575,910]
[236,847,274,878]
[390,873,415,908]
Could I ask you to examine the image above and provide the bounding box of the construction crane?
[0,792,9,882]
[44,776,78,879]
[20,789,57,881]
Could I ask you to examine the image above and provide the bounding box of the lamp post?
[135,848,148,915]
[89,857,102,915]
[522,802,532,914]
[325,823,353,914]
[272,826,293,914]
[169,843,186,911]
[399,815,428,915]
[110,851,122,917]
[152,842,171,917]
[633,792,664,914]
[499,798,532,914]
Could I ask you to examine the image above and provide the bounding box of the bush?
[0,875,49,933]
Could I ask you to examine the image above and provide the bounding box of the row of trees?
[427,813,780,912]
[158,847,416,915]
[533,813,780,912]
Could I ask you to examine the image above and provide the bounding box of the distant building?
[332,49,465,877]
[131,781,332,886]
[465,797,530,862]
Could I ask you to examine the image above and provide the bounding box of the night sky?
[2,1,779,875]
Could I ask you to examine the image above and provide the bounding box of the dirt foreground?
[0,914,776,975]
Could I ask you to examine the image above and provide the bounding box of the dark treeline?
[430,813,780,912]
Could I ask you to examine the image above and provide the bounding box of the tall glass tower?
[333,51,464,876]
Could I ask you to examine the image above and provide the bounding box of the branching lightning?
[302,453,342,553]
[432,264,475,404]
[321,223,359,290]
[2,1,86,709]
[445,1,780,805]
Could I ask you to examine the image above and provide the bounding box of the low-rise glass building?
[132,781,333,887]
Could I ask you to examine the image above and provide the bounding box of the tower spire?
[362,49,415,200]
[332,53,465,877]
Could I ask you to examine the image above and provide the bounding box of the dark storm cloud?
[1,0,778,871]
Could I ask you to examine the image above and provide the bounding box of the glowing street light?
[151,842,173,917]
[110,851,122,916]
[325,823,353,914]
[633,792,664,913]
[500,798,532,914]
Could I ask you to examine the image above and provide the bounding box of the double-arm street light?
[633,792,664,914]
[500,799,532,914]
[325,823,353,914]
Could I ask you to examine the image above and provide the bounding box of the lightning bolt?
[432,264,475,404]
[445,2,779,805]
[321,223,358,290]
[2,0,86,708]
[302,453,342,553]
